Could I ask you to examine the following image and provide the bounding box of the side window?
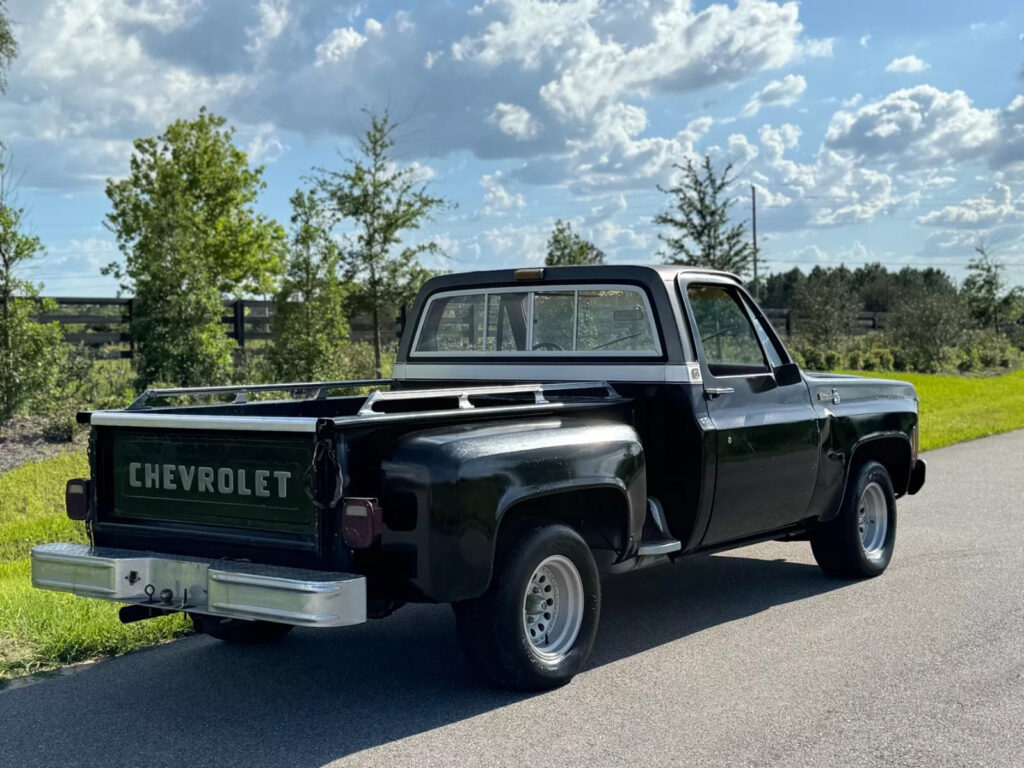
[686,284,768,376]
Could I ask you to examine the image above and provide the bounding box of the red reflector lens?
[341,498,382,549]
[66,479,91,521]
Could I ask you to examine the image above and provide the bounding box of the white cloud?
[885,55,929,74]
[859,34,871,48]
[0,0,832,192]
[245,0,290,57]
[803,37,834,58]
[841,93,863,108]
[825,86,999,170]
[315,27,366,66]
[480,172,526,215]
[741,74,807,117]
[458,0,808,122]
[917,184,1024,228]
[479,222,550,266]
[245,124,286,164]
[488,102,542,140]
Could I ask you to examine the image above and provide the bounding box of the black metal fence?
[762,308,891,337]
[38,297,394,360]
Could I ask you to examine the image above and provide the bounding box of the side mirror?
[773,361,802,387]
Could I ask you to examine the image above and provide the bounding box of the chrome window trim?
[410,283,663,358]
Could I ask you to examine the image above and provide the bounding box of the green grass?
[0,453,189,682]
[844,369,1024,452]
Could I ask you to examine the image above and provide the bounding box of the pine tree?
[655,155,753,276]
[545,220,605,266]
[314,112,448,377]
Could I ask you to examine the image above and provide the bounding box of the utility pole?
[751,185,759,300]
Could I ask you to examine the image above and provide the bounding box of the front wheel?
[454,521,600,691]
[811,460,897,578]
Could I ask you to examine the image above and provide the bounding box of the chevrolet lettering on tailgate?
[127,462,292,498]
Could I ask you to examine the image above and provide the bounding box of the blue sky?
[2,0,1023,296]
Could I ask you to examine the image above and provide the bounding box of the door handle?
[704,386,735,399]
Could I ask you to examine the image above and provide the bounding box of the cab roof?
[417,264,742,294]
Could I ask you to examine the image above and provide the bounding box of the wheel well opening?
[498,487,630,556]
[850,437,912,497]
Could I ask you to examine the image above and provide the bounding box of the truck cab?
[32,265,926,690]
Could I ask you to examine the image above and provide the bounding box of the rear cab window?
[412,285,661,357]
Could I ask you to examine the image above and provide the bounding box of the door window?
[687,284,768,376]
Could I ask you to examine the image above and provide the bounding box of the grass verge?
[845,369,1024,451]
[0,452,189,683]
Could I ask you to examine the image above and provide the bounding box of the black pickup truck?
[33,265,926,689]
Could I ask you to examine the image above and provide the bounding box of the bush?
[0,296,65,420]
[945,330,1022,373]
[787,333,896,373]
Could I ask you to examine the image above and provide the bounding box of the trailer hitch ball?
[159,588,174,605]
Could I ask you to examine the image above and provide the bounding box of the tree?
[314,111,448,377]
[851,262,900,313]
[794,266,861,348]
[889,279,966,373]
[105,108,285,387]
[655,155,754,276]
[761,267,805,308]
[0,0,17,95]
[545,220,605,266]
[0,153,63,419]
[962,243,1021,332]
[266,189,352,382]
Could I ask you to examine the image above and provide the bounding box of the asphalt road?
[2,430,1022,768]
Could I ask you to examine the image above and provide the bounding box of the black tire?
[193,615,294,644]
[453,521,600,691]
[811,460,897,578]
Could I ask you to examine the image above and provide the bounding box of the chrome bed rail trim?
[89,412,322,432]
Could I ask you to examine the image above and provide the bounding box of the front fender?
[380,417,645,602]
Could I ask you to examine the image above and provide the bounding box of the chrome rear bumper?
[31,543,366,627]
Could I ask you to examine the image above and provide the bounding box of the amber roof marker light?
[514,268,545,281]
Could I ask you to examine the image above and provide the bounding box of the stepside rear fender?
[380,416,646,602]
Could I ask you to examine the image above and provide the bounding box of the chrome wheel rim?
[858,482,888,558]
[522,555,584,661]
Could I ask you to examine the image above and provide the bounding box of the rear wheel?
[193,615,294,644]
[811,460,897,578]
[453,521,600,691]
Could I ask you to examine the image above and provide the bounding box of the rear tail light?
[912,424,919,460]
[341,497,382,549]
[66,479,92,521]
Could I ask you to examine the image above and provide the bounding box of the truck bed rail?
[356,381,618,417]
[125,378,391,411]
[86,380,623,432]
